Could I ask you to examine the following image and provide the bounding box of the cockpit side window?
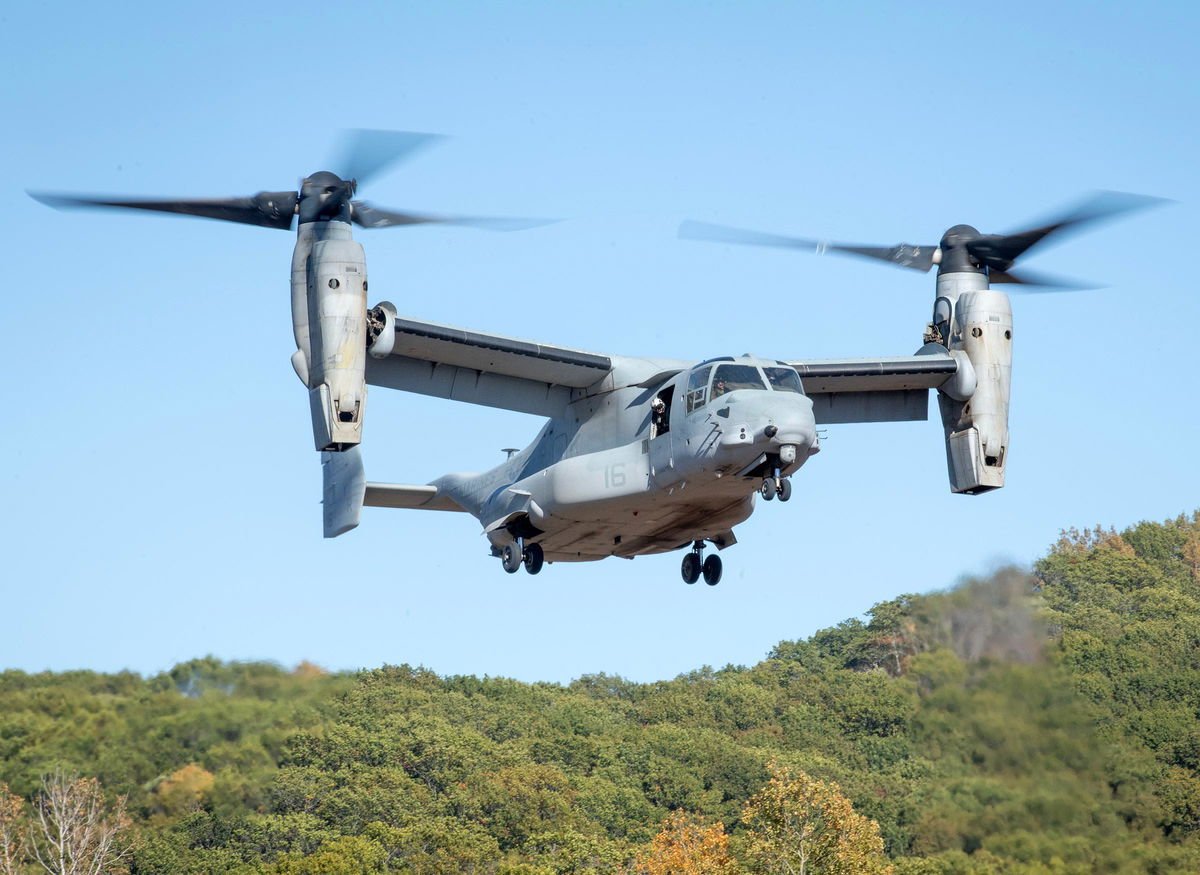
[710,364,766,398]
[763,366,805,394]
[685,366,711,414]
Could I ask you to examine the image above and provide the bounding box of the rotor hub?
[299,171,355,225]
[937,224,984,275]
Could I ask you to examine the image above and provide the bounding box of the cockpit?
[683,359,805,413]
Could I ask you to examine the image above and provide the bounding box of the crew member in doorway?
[651,396,668,438]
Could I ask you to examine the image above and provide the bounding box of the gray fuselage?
[433,356,819,562]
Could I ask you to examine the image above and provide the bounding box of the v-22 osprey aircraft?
[33,131,1161,586]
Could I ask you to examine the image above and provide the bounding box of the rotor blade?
[987,267,1094,291]
[830,243,937,271]
[351,201,553,231]
[679,220,936,271]
[335,129,444,185]
[967,191,1169,271]
[29,190,298,230]
[680,220,827,250]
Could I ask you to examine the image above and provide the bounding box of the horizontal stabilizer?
[322,447,367,538]
[365,483,467,513]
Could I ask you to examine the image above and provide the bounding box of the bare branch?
[29,773,135,875]
[0,782,25,875]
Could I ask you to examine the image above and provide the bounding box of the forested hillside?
[3,513,1200,873]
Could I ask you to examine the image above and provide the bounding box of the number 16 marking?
[603,464,626,488]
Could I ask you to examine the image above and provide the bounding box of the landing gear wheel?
[778,478,792,502]
[760,478,777,500]
[501,542,523,574]
[681,552,701,584]
[523,542,544,575]
[702,554,723,586]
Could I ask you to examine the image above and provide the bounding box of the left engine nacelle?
[291,225,369,451]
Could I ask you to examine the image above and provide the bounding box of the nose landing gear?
[500,540,545,575]
[681,541,723,586]
[760,465,793,502]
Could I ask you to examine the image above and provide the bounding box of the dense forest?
[3,512,1200,873]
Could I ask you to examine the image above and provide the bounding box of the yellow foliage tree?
[741,764,892,875]
[637,810,739,874]
[151,764,214,822]
[293,660,328,680]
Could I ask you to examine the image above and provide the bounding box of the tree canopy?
[2,511,1199,872]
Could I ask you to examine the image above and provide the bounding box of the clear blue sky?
[3,1,1197,683]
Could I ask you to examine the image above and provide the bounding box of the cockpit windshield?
[763,366,805,394]
[710,364,767,398]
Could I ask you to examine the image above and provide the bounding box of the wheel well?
[505,514,544,541]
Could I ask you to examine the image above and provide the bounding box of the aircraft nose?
[762,396,818,452]
[714,393,818,456]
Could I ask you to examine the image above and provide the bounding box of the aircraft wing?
[787,350,962,424]
[366,315,613,416]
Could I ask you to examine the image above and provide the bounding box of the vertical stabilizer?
[322,446,366,537]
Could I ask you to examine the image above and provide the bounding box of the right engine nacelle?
[933,274,1013,494]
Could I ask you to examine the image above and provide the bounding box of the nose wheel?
[681,541,723,586]
[760,467,793,502]
[500,540,545,575]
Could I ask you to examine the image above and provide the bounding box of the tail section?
[321,446,367,537]
[322,447,472,538]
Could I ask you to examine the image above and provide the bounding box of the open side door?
[648,381,679,486]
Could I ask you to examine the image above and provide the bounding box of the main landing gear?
[500,539,544,575]
[681,541,722,586]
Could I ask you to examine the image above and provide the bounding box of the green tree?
[363,817,501,873]
[269,834,388,874]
